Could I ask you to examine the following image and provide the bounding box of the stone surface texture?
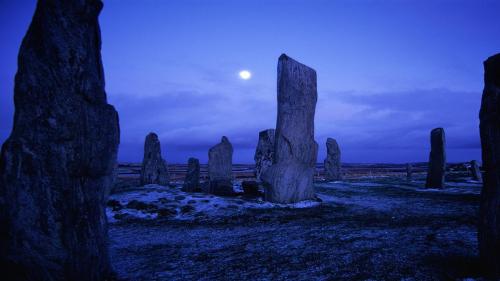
[0,1,119,280]
[478,53,500,279]
[140,132,169,186]
[262,54,318,203]
[425,128,446,188]
[182,158,200,192]
[206,136,234,196]
[254,129,275,181]
[324,138,341,181]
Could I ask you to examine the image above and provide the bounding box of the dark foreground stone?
[0,1,119,280]
[478,53,500,279]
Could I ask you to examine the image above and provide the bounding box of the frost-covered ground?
[108,173,482,280]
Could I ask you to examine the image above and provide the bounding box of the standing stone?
[470,160,483,182]
[206,136,234,196]
[261,54,318,203]
[140,132,169,186]
[478,53,500,279]
[254,129,275,181]
[425,128,446,188]
[0,1,119,280]
[406,163,413,181]
[324,138,342,181]
[182,158,200,192]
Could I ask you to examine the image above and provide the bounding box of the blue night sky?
[1,0,499,164]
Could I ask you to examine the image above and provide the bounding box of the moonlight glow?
[239,70,252,80]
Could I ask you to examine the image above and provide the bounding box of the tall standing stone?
[182,157,200,192]
[140,132,169,186]
[261,54,318,203]
[254,129,275,181]
[324,138,342,181]
[478,53,500,278]
[0,1,119,280]
[206,136,234,196]
[470,160,483,182]
[406,163,413,181]
[425,128,446,188]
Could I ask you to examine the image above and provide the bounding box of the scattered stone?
[140,132,170,186]
[242,180,260,197]
[470,160,483,182]
[0,1,118,279]
[254,129,275,181]
[478,53,500,278]
[175,195,186,201]
[425,128,446,188]
[182,157,200,192]
[205,136,234,196]
[261,54,318,203]
[406,163,413,181]
[187,200,196,204]
[324,138,342,181]
[126,200,155,211]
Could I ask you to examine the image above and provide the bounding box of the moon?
[239,70,252,80]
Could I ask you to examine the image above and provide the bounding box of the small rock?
[126,200,155,211]
[242,180,260,197]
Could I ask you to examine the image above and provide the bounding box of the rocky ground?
[108,167,482,280]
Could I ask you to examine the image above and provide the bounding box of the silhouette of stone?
[0,1,119,279]
[470,160,482,182]
[242,180,260,197]
[206,136,234,196]
[425,128,446,188]
[324,138,341,181]
[140,132,169,186]
[254,129,275,181]
[406,163,413,181]
[261,54,318,203]
[478,53,500,279]
[182,158,200,192]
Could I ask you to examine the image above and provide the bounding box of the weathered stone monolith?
[254,129,275,181]
[182,158,200,192]
[425,128,446,188]
[140,132,169,186]
[206,136,234,196]
[324,138,341,181]
[261,54,318,203]
[470,160,483,182]
[478,53,500,279]
[0,1,119,280]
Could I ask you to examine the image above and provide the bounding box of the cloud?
[111,82,482,163]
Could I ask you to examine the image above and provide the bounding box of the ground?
[107,170,482,281]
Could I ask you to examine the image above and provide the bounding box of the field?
[108,163,481,280]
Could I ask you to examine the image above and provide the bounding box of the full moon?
[239,70,252,80]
